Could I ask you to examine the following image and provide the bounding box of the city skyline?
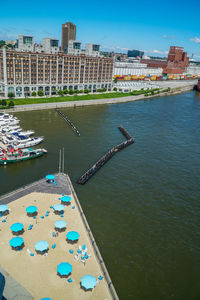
[0,0,200,59]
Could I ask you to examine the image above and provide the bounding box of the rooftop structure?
[16,35,34,52]
[61,22,76,51]
[127,49,144,58]
[114,61,163,76]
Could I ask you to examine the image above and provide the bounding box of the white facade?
[114,61,163,76]
[65,40,82,55]
[85,43,100,57]
[42,38,59,54]
[16,35,34,52]
[186,65,200,75]
[114,81,160,92]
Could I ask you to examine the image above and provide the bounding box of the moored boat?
[0,147,47,165]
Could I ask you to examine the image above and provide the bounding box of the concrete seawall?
[3,81,196,113]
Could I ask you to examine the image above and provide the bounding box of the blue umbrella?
[40,298,52,300]
[9,237,24,248]
[46,175,55,180]
[66,231,80,241]
[26,206,38,214]
[53,204,65,212]
[0,205,9,213]
[54,220,67,229]
[10,223,24,233]
[60,196,71,203]
[81,275,97,290]
[57,262,72,276]
[35,240,49,252]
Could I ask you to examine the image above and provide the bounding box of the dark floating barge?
[77,126,134,185]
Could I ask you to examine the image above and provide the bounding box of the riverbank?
[3,80,197,113]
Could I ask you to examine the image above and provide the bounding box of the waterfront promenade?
[0,173,118,300]
[3,80,197,113]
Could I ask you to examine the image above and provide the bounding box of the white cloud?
[146,49,168,55]
[190,37,200,44]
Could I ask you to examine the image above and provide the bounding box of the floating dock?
[0,173,118,300]
[56,109,80,136]
[77,126,134,185]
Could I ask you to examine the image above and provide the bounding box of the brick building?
[0,49,113,97]
[141,46,189,74]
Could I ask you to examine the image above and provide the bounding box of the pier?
[0,173,118,300]
[56,109,80,135]
[77,126,134,185]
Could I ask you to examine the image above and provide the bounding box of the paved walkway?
[3,80,197,113]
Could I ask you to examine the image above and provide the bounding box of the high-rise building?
[61,22,76,51]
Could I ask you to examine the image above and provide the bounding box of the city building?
[128,49,144,58]
[0,48,114,98]
[61,22,76,51]
[114,61,163,76]
[141,46,189,74]
[42,38,59,54]
[85,44,100,57]
[65,40,82,55]
[15,35,34,52]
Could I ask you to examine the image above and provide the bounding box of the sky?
[0,0,200,59]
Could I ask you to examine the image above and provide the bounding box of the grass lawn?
[11,92,133,106]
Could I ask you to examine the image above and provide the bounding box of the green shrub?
[63,89,69,94]
[8,100,14,107]
[31,91,37,96]
[58,89,63,95]
[8,92,15,98]
[84,89,89,94]
[37,90,43,96]
[2,99,7,106]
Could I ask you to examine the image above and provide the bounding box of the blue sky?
[0,0,200,59]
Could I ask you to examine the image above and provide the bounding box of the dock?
[56,109,80,136]
[0,173,118,300]
[77,126,134,184]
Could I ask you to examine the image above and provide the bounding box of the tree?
[103,88,107,92]
[2,99,7,106]
[37,90,43,96]
[79,89,83,93]
[63,89,69,94]
[58,89,63,95]
[69,89,74,95]
[114,77,118,83]
[8,92,15,98]
[0,100,2,106]
[84,89,89,94]
[31,91,37,96]
[97,88,103,92]
[8,100,14,107]
[113,87,117,92]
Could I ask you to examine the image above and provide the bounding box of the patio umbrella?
[45,174,55,180]
[66,231,80,242]
[10,223,24,233]
[53,204,64,212]
[40,298,52,300]
[9,237,24,248]
[60,196,71,203]
[26,206,38,214]
[54,220,67,230]
[81,275,97,290]
[57,262,72,276]
[0,205,9,213]
[35,240,49,252]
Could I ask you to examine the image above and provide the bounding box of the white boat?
[0,113,18,121]
[12,137,44,149]
[0,126,22,134]
[12,130,35,137]
[0,119,19,126]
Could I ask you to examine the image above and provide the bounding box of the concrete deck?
[0,173,118,300]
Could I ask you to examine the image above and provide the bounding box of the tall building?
[128,50,144,58]
[15,35,34,52]
[0,48,114,98]
[61,22,76,51]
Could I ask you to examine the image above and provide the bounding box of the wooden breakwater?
[56,109,80,135]
[77,126,134,184]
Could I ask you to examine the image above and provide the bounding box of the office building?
[85,44,100,57]
[61,22,76,51]
[114,61,162,76]
[0,48,113,98]
[15,35,34,52]
[128,49,144,58]
[65,40,82,55]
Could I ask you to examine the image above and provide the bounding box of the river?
[0,91,200,300]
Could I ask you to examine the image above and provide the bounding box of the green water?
[0,91,200,300]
